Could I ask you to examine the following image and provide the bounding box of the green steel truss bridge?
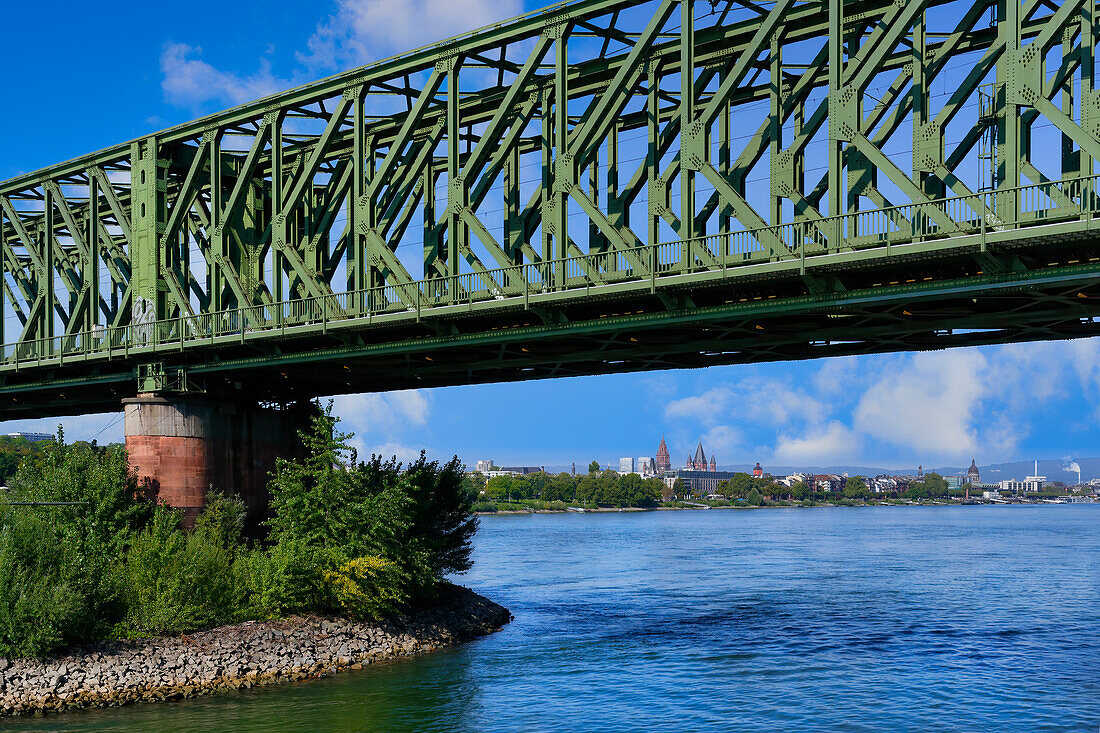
[4,0,1100,418]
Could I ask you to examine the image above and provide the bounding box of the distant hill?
[520,458,1096,483]
[714,458,1095,483]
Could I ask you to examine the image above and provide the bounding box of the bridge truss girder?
[1,0,1100,412]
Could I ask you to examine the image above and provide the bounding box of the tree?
[789,482,809,501]
[728,473,755,498]
[542,473,576,502]
[267,401,477,601]
[588,460,601,475]
[923,472,949,497]
[843,476,871,500]
[746,488,763,506]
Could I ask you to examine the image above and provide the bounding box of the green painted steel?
[2,0,1100,417]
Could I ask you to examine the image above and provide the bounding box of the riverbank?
[474,498,1096,514]
[0,585,510,718]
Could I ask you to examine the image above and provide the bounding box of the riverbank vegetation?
[470,469,663,511]
[0,406,477,659]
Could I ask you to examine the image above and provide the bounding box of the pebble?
[0,586,511,718]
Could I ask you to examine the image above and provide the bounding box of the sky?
[1,0,1099,475]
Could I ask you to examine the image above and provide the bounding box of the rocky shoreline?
[0,585,510,718]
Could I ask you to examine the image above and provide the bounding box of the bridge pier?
[123,394,312,534]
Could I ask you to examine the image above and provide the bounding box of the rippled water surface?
[9,505,1099,732]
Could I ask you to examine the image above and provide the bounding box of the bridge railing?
[2,173,1097,369]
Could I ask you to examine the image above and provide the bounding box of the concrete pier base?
[123,395,313,533]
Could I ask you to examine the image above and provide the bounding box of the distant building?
[687,441,714,471]
[752,462,763,478]
[967,460,980,485]
[982,489,1002,500]
[1023,460,1046,490]
[1000,478,1044,493]
[619,457,634,474]
[809,475,842,492]
[475,460,493,473]
[6,432,53,443]
[637,457,656,477]
[485,466,544,478]
[944,476,962,490]
[655,437,671,473]
[870,476,898,494]
[664,469,743,496]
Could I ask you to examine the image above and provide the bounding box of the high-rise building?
[475,460,493,473]
[655,437,671,473]
[637,457,656,476]
[619,457,634,474]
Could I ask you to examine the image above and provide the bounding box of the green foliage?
[747,488,763,506]
[234,539,327,619]
[587,460,601,474]
[789,482,809,501]
[120,506,237,636]
[0,436,48,485]
[325,556,407,622]
[843,477,871,501]
[265,402,477,605]
[0,508,89,657]
[192,492,246,550]
[0,404,483,657]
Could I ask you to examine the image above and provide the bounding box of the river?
[8,505,1099,732]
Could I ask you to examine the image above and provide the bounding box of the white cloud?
[297,0,523,73]
[160,1,524,110]
[664,377,827,428]
[160,43,289,109]
[772,421,860,465]
[664,386,731,424]
[701,424,743,463]
[853,350,1002,460]
[331,389,430,434]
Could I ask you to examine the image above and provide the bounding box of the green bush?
[234,539,328,619]
[325,556,407,622]
[120,507,237,636]
[266,404,478,606]
[0,403,485,656]
[0,509,89,657]
[471,501,498,513]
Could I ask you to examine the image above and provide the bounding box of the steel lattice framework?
[3,0,1100,417]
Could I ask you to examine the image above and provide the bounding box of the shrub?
[471,501,498,513]
[120,507,237,636]
[235,540,328,619]
[0,509,89,657]
[267,403,478,605]
[325,556,407,622]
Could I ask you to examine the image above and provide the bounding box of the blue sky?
[2,0,1098,475]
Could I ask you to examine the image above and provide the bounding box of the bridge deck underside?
[7,223,1100,419]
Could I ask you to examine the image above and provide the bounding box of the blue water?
[9,506,1099,732]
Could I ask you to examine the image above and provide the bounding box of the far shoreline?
[476,500,1095,516]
